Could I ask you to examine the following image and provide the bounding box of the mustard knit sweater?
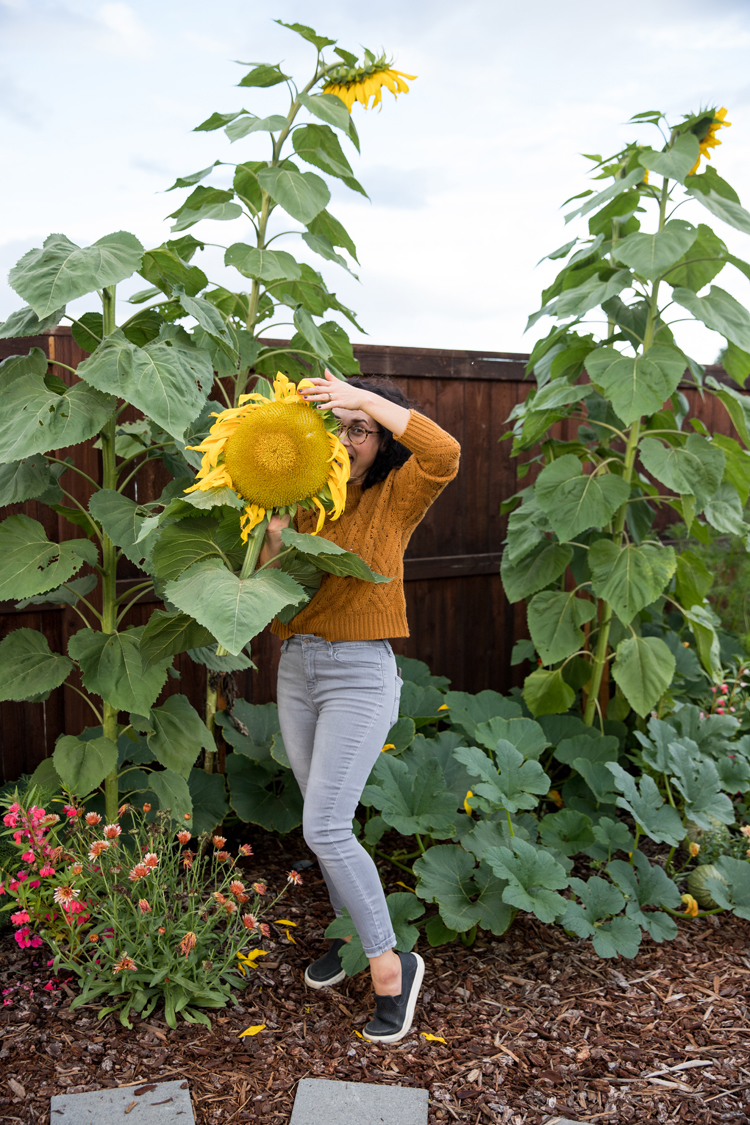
[271,411,461,641]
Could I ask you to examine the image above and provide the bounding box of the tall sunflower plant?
[0,19,411,825]
[504,106,750,726]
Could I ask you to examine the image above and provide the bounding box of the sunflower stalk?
[100,285,121,823]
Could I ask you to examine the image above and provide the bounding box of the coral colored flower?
[142,803,151,813]
[177,830,191,845]
[230,880,246,898]
[88,932,99,943]
[216,851,230,862]
[143,853,158,868]
[740,825,750,839]
[689,842,701,857]
[259,923,270,938]
[253,883,266,896]
[138,899,151,914]
[129,864,148,881]
[103,823,121,840]
[113,955,137,974]
[39,865,55,877]
[213,892,227,905]
[70,864,83,876]
[238,843,253,857]
[681,893,700,917]
[85,812,102,826]
[183,852,195,870]
[186,372,350,540]
[287,870,303,886]
[89,840,109,860]
[10,911,30,925]
[53,885,79,906]
[118,804,130,817]
[235,892,249,904]
[241,913,257,930]
[158,927,166,935]
[224,901,237,915]
[212,836,227,849]
[179,932,197,958]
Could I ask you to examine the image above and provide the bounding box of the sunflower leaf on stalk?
[185,371,349,539]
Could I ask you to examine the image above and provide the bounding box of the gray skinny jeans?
[277,634,403,958]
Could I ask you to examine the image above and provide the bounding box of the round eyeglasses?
[335,423,380,446]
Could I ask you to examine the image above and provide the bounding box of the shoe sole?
[304,965,347,990]
[362,952,425,1044]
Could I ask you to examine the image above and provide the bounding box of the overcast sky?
[2,0,750,363]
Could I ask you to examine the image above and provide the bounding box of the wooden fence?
[0,328,735,782]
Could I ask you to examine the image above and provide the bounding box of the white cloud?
[94,2,153,58]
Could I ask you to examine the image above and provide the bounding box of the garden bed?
[1,826,748,1125]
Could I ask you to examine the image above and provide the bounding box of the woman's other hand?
[259,512,291,567]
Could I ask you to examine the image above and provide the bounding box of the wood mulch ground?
[1,826,749,1125]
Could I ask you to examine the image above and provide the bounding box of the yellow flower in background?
[464,790,474,816]
[323,52,416,112]
[381,742,396,753]
[681,893,700,917]
[688,107,731,176]
[186,372,349,539]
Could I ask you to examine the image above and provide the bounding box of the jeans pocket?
[390,674,403,725]
[332,645,382,665]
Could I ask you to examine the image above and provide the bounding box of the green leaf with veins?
[224,245,301,282]
[53,734,118,797]
[453,741,550,813]
[637,132,700,183]
[672,285,750,352]
[414,846,513,935]
[702,482,747,536]
[527,590,596,664]
[704,857,750,920]
[257,167,330,225]
[0,455,61,505]
[501,541,572,604]
[68,626,172,714]
[523,667,576,718]
[606,762,684,845]
[687,185,750,237]
[483,838,568,924]
[611,635,675,718]
[588,540,676,626]
[535,454,630,540]
[474,716,549,761]
[662,223,727,291]
[539,809,595,855]
[585,345,688,426]
[442,690,521,741]
[361,753,458,837]
[0,628,74,702]
[326,892,423,976]
[666,743,734,828]
[143,695,214,778]
[140,610,215,671]
[0,515,97,600]
[0,304,65,338]
[613,220,697,280]
[9,231,143,316]
[639,434,725,511]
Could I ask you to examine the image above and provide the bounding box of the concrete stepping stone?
[50,1079,194,1123]
[290,1077,428,1125]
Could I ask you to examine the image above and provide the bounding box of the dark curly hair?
[346,376,413,490]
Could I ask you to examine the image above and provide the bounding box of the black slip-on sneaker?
[304,938,347,989]
[362,950,425,1044]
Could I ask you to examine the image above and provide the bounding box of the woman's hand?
[259,512,291,568]
[298,370,373,412]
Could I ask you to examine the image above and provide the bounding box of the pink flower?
[287,870,303,886]
[63,805,79,819]
[85,812,102,826]
[138,899,151,913]
[39,865,55,878]
[253,883,266,896]
[238,844,253,857]
[10,911,30,925]
[259,923,270,938]
[2,813,18,828]
[43,982,55,992]
[143,853,158,869]
[88,840,109,860]
[21,851,35,864]
[177,830,191,845]
[53,885,80,906]
[103,823,121,840]
[241,914,257,931]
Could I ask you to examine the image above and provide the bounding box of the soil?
[1,825,749,1125]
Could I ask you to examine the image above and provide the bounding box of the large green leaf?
[148,768,193,825]
[474,716,549,761]
[0,514,97,600]
[187,768,229,836]
[539,809,595,855]
[588,540,677,625]
[535,454,630,540]
[0,304,66,338]
[565,168,646,222]
[293,123,355,180]
[68,626,171,713]
[606,762,684,845]
[226,753,303,833]
[215,700,279,764]
[362,754,458,837]
[563,877,642,958]
[454,741,550,813]
[307,209,358,262]
[706,376,750,448]
[527,590,596,664]
[0,349,115,462]
[639,433,725,510]
[53,734,118,796]
[177,291,233,346]
[168,187,242,232]
[140,610,214,671]
[704,856,750,921]
[523,667,576,717]
[702,482,747,536]
[87,490,152,567]
[77,329,212,443]
[237,64,290,87]
[293,306,332,358]
[552,270,632,318]
[687,185,750,236]
[662,223,727,291]
[585,345,687,425]
[501,541,572,604]
[672,285,750,353]
[504,491,553,565]
[637,132,700,183]
[414,846,513,936]
[442,690,521,741]
[280,529,390,583]
[297,92,359,149]
[225,114,288,141]
[712,433,750,502]
[682,604,722,682]
[257,167,330,224]
[9,232,144,317]
[611,635,675,718]
[613,220,697,280]
[165,558,304,655]
[139,695,213,778]
[151,516,227,581]
[667,743,734,829]
[0,628,73,702]
[483,838,569,923]
[0,455,61,505]
[224,244,301,282]
[398,681,449,727]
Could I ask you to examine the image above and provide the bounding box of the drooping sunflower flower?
[686,107,731,176]
[186,372,349,539]
[322,50,416,112]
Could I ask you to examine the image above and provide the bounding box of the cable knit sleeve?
[390,410,461,522]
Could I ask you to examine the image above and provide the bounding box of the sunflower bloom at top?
[186,373,349,539]
[687,107,731,175]
[323,50,416,112]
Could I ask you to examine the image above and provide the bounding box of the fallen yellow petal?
[438,704,449,711]
[421,1033,447,1044]
[274,920,297,927]
[283,930,297,944]
[238,1024,266,1038]
[464,790,474,816]
[353,1030,365,1039]
[395,881,414,892]
[381,743,396,753]
[237,949,270,965]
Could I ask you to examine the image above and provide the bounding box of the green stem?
[100,285,120,824]
[374,849,416,877]
[505,809,515,837]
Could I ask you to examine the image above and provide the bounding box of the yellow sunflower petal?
[238,1024,266,1038]
[240,504,266,542]
[185,465,232,493]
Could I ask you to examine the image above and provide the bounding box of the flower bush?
[1,793,300,1027]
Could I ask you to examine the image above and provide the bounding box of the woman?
[260,369,460,1043]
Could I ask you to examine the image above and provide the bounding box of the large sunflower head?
[322,50,416,112]
[683,107,731,176]
[186,373,349,539]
